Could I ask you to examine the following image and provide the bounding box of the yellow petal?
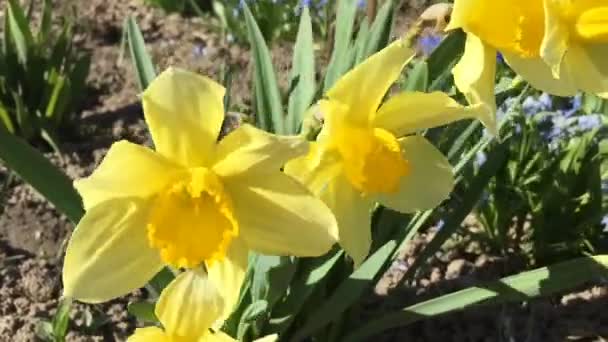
[564,44,608,96]
[74,141,182,210]
[284,141,342,195]
[575,6,608,42]
[503,52,578,96]
[447,0,544,57]
[225,171,338,257]
[541,0,569,77]
[127,327,171,342]
[212,124,308,179]
[62,198,163,303]
[156,269,224,339]
[206,237,248,324]
[142,67,225,167]
[326,39,415,124]
[452,34,497,135]
[373,91,492,137]
[322,175,373,268]
[376,136,453,213]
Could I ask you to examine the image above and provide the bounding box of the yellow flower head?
[447,0,608,116]
[62,68,338,326]
[287,38,491,266]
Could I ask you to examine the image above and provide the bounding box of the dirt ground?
[1,0,607,341]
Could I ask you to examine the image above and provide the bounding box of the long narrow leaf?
[287,6,315,134]
[363,0,393,59]
[345,255,608,341]
[292,242,397,341]
[323,0,358,91]
[0,127,83,223]
[243,3,284,134]
[126,16,156,91]
[6,0,34,64]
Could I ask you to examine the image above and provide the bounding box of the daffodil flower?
[447,0,608,117]
[127,270,277,341]
[285,39,492,266]
[62,68,338,328]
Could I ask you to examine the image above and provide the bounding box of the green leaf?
[267,250,344,335]
[0,103,15,133]
[6,0,34,64]
[38,0,53,42]
[292,242,397,341]
[126,16,157,91]
[345,255,608,341]
[363,0,393,59]
[0,126,83,222]
[52,297,72,342]
[402,60,428,92]
[287,6,315,135]
[145,267,175,299]
[323,0,358,91]
[251,256,297,308]
[353,18,370,66]
[427,30,465,91]
[243,2,284,134]
[127,301,159,323]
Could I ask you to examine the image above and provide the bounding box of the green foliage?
[0,0,91,148]
[473,104,607,264]
[212,0,335,43]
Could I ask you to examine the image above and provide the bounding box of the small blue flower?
[496,52,504,64]
[475,151,487,168]
[538,93,553,110]
[418,34,442,56]
[576,114,602,131]
[437,219,445,230]
[357,0,366,9]
[563,93,582,117]
[301,0,312,7]
[192,44,206,58]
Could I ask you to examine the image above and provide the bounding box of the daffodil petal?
[226,171,338,257]
[156,269,224,339]
[212,124,308,179]
[284,142,342,195]
[74,141,182,210]
[326,39,415,124]
[142,67,225,167]
[452,34,497,135]
[322,175,373,267]
[62,198,163,303]
[541,0,569,77]
[127,327,171,342]
[503,52,578,96]
[376,136,453,213]
[564,44,608,97]
[206,237,248,323]
[373,91,491,137]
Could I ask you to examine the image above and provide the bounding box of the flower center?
[147,168,238,269]
[335,126,410,195]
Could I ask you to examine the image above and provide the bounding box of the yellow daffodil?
[285,39,492,266]
[62,68,338,328]
[448,0,608,116]
[127,270,277,341]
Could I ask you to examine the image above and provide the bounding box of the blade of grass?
[0,126,83,223]
[126,16,156,91]
[323,0,358,91]
[345,255,608,341]
[243,2,284,134]
[287,6,315,135]
[363,0,393,59]
[7,0,34,64]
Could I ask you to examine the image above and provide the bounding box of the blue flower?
[475,151,487,168]
[496,52,504,64]
[563,93,582,117]
[576,114,602,131]
[522,93,552,115]
[437,219,445,230]
[418,34,442,56]
[301,0,311,7]
[357,0,366,9]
